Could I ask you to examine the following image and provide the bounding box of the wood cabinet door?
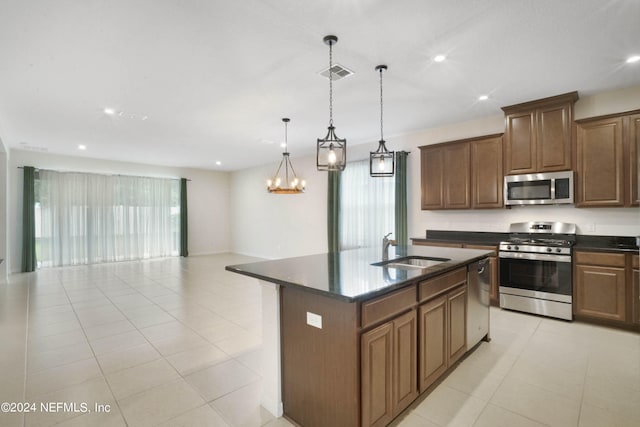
[488,256,499,306]
[633,255,639,325]
[471,136,503,208]
[628,114,640,206]
[447,286,467,366]
[575,264,627,322]
[361,322,394,427]
[421,147,444,209]
[444,143,471,208]
[576,117,624,207]
[392,310,418,416]
[537,103,572,171]
[505,111,536,174]
[418,294,447,392]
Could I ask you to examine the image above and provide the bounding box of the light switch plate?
[306,312,322,329]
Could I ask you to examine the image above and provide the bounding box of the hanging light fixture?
[266,118,306,194]
[370,64,394,177]
[317,35,347,171]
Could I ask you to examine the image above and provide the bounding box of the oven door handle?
[498,252,572,263]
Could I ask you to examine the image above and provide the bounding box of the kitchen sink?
[372,256,450,270]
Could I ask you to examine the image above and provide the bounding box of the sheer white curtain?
[36,170,180,267]
[340,159,395,250]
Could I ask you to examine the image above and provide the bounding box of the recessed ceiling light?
[478,95,489,101]
[78,144,87,150]
[103,108,115,115]
[434,54,446,62]
[215,161,222,166]
[626,55,640,64]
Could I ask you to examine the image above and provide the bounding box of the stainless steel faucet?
[382,233,396,260]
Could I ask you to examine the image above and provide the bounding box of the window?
[35,170,180,267]
[340,159,394,250]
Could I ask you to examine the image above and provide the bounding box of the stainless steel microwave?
[504,171,574,205]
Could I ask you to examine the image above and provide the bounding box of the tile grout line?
[22,274,33,427]
[53,271,131,426]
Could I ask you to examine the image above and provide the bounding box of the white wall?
[0,146,7,283]
[230,155,327,259]
[8,149,231,273]
[230,86,640,258]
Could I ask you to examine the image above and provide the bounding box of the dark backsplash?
[419,230,639,251]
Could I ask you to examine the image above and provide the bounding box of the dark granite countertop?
[574,235,639,254]
[412,230,639,254]
[411,230,507,246]
[225,246,494,302]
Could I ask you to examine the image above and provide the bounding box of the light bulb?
[266,179,272,188]
[275,177,281,187]
[328,149,337,165]
[292,178,299,186]
[378,158,385,171]
[301,180,306,188]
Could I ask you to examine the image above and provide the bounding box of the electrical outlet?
[306,312,322,329]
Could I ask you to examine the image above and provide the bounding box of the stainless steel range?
[499,222,576,320]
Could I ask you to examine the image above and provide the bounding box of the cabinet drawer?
[574,251,626,267]
[361,286,416,328]
[419,268,466,302]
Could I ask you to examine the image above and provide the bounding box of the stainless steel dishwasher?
[467,258,490,348]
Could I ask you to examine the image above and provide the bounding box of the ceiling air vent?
[319,64,354,81]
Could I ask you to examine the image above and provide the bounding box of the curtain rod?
[17,166,191,181]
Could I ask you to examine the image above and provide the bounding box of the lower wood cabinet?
[361,310,417,427]
[633,255,639,325]
[418,294,447,391]
[574,251,629,324]
[418,285,467,392]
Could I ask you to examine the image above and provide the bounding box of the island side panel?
[281,286,360,427]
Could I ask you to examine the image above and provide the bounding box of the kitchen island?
[226,245,493,427]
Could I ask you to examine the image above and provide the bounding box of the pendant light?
[370,65,394,177]
[267,118,306,194]
[317,35,347,171]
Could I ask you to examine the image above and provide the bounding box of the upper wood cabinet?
[471,135,503,208]
[420,142,470,209]
[629,114,639,206]
[575,111,640,207]
[502,91,578,175]
[420,134,503,210]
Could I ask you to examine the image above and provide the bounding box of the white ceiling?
[0,0,639,170]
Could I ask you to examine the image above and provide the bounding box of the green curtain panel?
[21,166,37,272]
[327,171,341,252]
[180,178,189,257]
[394,151,409,247]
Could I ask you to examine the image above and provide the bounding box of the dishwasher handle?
[477,258,489,275]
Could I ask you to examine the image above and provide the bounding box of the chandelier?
[317,35,347,171]
[267,118,306,194]
[370,64,394,177]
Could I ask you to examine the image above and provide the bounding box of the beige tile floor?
[0,253,638,427]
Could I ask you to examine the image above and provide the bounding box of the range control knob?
[514,246,519,250]
[546,247,553,253]
[556,248,562,253]
[507,245,512,250]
